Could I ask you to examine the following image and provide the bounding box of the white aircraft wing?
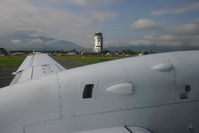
[10,53,66,85]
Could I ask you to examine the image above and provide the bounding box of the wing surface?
[10,54,66,85]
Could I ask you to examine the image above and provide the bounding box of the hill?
[0,32,84,51]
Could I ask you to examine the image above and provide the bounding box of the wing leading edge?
[10,54,66,85]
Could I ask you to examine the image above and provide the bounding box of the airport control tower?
[93,32,103,53]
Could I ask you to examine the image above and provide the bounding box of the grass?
[0,56,26,68]
[0,55,128,68]
[57,56,128,65]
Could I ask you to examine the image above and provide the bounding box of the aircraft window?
[83,84,94,99]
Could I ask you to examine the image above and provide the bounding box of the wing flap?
[10,54,66,85]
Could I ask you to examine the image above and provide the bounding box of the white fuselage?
[0,51,199,133]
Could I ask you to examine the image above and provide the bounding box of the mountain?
[1,31,198,52]
[0,32,84,51]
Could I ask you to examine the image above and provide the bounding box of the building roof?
[95,32,102,36]
[0,48,10,56]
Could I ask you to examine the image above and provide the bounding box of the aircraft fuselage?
[0,51,199,133]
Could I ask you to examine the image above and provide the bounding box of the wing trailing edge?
[10,53,66,85]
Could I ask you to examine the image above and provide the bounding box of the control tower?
[93,32,103,53]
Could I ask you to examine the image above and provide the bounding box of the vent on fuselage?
[83,84,94,99]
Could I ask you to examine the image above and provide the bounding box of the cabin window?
[83,84,94,99]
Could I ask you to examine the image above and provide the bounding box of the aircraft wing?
[10,53,66,85]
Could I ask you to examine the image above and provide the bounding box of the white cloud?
[130,19,157,30]
[32,0,120,9]
[89,11,117,23]
[67,0,119,8]
[10,39,21,44]
[165,19,199,36]
[143,35,156,40]
[151,2,199,16]
[130,40,153,46]
[29,39,43,44]
[28,33,41,38]
[150,10,168,16]
[0,0,117,47]
[129,18,199,47]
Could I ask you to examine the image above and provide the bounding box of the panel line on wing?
[10,54,66,85]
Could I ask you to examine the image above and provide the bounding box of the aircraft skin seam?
[22,74,64,130]
[124,126,133,133]
[22,117,61,130]
[124,125,153,133]
[30,66,34,80]
[54,63,63,71]
[60,99,199,118]
[21,94,199,128]
[56,73,64,119]
[30,55,35,67]
[164,55,178,101]
[23,125,25,133]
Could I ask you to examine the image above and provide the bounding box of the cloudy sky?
[1,0,199,48]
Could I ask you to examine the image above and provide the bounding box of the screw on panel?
[185,85,191,92]
[186,124,194,133]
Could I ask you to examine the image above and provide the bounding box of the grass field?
[0,56,26,68]
[0,55,128,68]
[57,56,128,65]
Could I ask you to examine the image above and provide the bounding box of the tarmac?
[0,56,85,88]
[0,68,16,88]
[51,56,85,69]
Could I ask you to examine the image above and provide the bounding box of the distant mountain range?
[0,32,84,51]
[0,32,198,52]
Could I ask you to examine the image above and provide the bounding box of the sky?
[0,0,199,48]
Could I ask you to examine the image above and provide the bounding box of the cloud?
[53,0,119,8]
[89,11,117,23]
[72,0,119,8]
[32,0,120,9]
[151,2,199,16]
[28,33,41,38]
[150,10,168,16]
[130,40,153,46]
[129,35,182,47]
[28,39,43,44]
[10,39,21,44]
[164,19,199,36]
[129,19,199,47]
[0,0,117,47]
[130,19,158,30]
